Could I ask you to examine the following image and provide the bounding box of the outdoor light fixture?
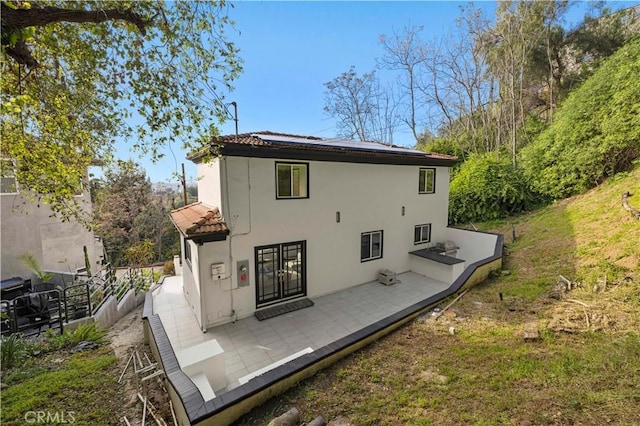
[336,212,340,223]
[402,206,405,216]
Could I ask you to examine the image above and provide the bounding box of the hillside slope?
[237,168,640,425]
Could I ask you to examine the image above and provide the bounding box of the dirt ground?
[107,305,173,426]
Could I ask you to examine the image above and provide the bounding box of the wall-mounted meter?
[211,263,225,280]
[237,260,249,287]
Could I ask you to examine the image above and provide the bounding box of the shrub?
[520,39,640,199]
[163,260,176,276]
[1,334,28,370]
[449,152,539,224]
[66,323,107,346]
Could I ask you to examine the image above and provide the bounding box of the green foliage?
[65,323,107,346]
[124,240,156,266]
[449,152,539,224]
[94,160,179,266]
[520,39,640,199]
[18,253,53,283]
[83,245,92,277]
[1,334,29,369]
[46,323,107,350]
[1,1,242,222]
[1,349,117,424]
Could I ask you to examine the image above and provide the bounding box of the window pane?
[293,165,307,197]
[1,177,16,193]
[361,234,371,260]
[277,164,291,197]
[426,170,434,193]
[414,226,421,243]
[419,169,425,192]
[1,160,16,193]
[424,224,431,242]
[371,232,381,257]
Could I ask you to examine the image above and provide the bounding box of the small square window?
[276,162,308,199]
[1,159,17,194]
[361,230,383,262]
[414,224,432,244]
[419,168,435,194]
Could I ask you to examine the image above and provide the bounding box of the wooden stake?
[559,275,572,290]
[584,309,590,330]
[434,288,469,321]
[118,352,135,384]
[136,349,144,370]
[169,400,178,426]
[139,393,147,426]
[567,299,590,308]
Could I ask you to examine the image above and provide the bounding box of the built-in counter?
[409,248,466,284]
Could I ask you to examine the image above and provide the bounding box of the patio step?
[255,298,314,321]
[238,347,314,385]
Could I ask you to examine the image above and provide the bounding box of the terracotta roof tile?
[170,202,229,238]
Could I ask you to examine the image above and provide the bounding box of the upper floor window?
[414,223,432,244]
[361,230,383,262]
[1,159,17,194]
[276,162,308,199]
[184,238,192,267]
[419,168,435,194]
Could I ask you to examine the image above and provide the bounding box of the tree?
[323,66,399,143]
[1,1,242,222]
[520,39,640,199]
[378,25,428,142]
[93,160,179,266]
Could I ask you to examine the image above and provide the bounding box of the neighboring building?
[0,162,103,283]
[171,131,500,331]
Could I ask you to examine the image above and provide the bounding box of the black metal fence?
[1,263,153,337]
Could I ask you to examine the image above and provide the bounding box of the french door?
[255,241,306,307]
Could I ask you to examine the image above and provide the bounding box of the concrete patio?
[153,272,449,394]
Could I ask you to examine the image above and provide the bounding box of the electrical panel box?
[211,263,225,280]
[237,260,249,287]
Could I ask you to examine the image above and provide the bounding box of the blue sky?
[115,1,634,183]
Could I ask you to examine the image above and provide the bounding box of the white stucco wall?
[196,156,453,327]
[197,158,223,212]
[445,228,499,264]
[409,256,466,284]
[1,190,102,281]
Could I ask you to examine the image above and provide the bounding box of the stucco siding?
[197,158,223,210]
[1,191,100,281]
[196,156,453,326]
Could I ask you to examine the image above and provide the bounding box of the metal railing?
[1,290,64,337]
[1,263,156,335]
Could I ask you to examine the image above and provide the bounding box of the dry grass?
[235,167,640,425]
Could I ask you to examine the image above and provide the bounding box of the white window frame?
[276,162,309,199]
[414,223,432,245]
[361,230,383,262]
[419,167,436,194]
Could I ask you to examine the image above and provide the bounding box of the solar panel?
[251,134,426,156]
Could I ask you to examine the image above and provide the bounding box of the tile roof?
[188,131,457,164]
[170,202,229,238]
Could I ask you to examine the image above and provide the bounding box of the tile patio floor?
[152,272,449,394]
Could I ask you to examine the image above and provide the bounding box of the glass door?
[255,241,306,307]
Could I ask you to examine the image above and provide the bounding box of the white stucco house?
[170,131,500,332]
[0,162,103,283]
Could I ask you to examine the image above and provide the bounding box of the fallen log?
[622,191,640,220]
